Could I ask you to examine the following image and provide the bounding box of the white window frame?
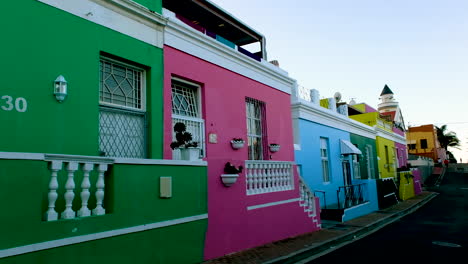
[366,144,375,179]
[320,137,330,183]
[170,77,205,159]
[246,98,266,160]
[98,56,147,158]
[352,154,361,179]
[99,57,146,112]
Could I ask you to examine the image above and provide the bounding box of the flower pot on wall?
[221,174,239,187]
[230,140,245,150]
[269,144,280,153]
[180,148,200,161]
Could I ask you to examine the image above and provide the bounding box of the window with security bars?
[99,57,146,158]
[320,138,330,182]
[171,78,205,159]
[246,98,267,160]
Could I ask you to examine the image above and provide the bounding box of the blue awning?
[340,140,362,155]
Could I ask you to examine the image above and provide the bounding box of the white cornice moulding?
[291,99,377,139]
[36,0,166,48]
[163,9,295,94]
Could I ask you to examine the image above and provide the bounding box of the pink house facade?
[162,3,320,260]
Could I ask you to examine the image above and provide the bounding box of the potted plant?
[230,138,245,149]
[269,143,280,153]
[170,122,200,161]
[221,162,243,187]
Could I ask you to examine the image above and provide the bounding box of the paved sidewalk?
[203,191,438,264]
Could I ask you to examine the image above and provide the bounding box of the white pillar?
[92,164,108,216]
[61,162,79,219]
[78,163,94,217]
[45,161,62,221]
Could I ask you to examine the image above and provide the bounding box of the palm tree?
[436,125,461,150]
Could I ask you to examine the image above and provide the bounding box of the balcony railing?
[44,155,113,221]
[336,183,367,209]
[245,161,294,195]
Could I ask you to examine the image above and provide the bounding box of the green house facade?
[1,1,207,263]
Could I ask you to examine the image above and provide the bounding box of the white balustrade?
[44,155,112,221]
[298,176,316,217]
[245,161,294,195]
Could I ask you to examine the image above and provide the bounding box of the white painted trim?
[0,214,208,258]
[291,99,377,139]
[247,198,301,210]
[376,127,407,145]
[45,154,114,164]
[0,152,44,160]
[36,0,166,48]
[0,152,207,166]
[114,157,207,166]
[163,9,295,94]
[343,201,370,213]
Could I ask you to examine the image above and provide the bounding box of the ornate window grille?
[246,98,267,160]
[171,78,205,159]
[320,138,330,182]
[99,57,146,158]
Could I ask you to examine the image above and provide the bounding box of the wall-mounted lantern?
[54,75,67,102]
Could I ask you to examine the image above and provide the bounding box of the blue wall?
[295,119,350,208]
[342,179,379,221]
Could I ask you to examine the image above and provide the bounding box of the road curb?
[265,192,439,264]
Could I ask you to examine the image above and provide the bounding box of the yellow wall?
[349,112,378,127]
[398,171,415,200]
[352,103,366,113]
[320,98,329,109]
[406,131,437,158]
[376,136,397,179]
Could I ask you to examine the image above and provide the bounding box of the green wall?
[0,159,207,263]
[0,0,164,158]
[133,0,162,13]
[350,134,378,179]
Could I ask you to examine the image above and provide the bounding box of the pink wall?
[392,126,405,136]
[164,47,319,260]
[395,141,408,168]
[365,104,377,113]
[411,169,423,195]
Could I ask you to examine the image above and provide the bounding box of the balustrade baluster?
[61,162,79,219]
[78,163,94,217]
[258,165,264,193]
[246,164,252,195]
[280,165,286,190]
[266,163,272,192]
[252,164,258,194]
[272,163,278,192]
[92,164,108,216]
[45,161,62,221]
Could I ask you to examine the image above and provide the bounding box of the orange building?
[406,124,446,162]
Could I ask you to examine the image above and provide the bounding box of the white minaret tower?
[378,84,406,130]
[378,84,398,112]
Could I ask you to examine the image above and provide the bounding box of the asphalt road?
[305,171,468,263]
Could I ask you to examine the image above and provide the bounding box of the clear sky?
[211,0,468,162]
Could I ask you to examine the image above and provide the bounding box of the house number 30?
[1,95,28,112]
